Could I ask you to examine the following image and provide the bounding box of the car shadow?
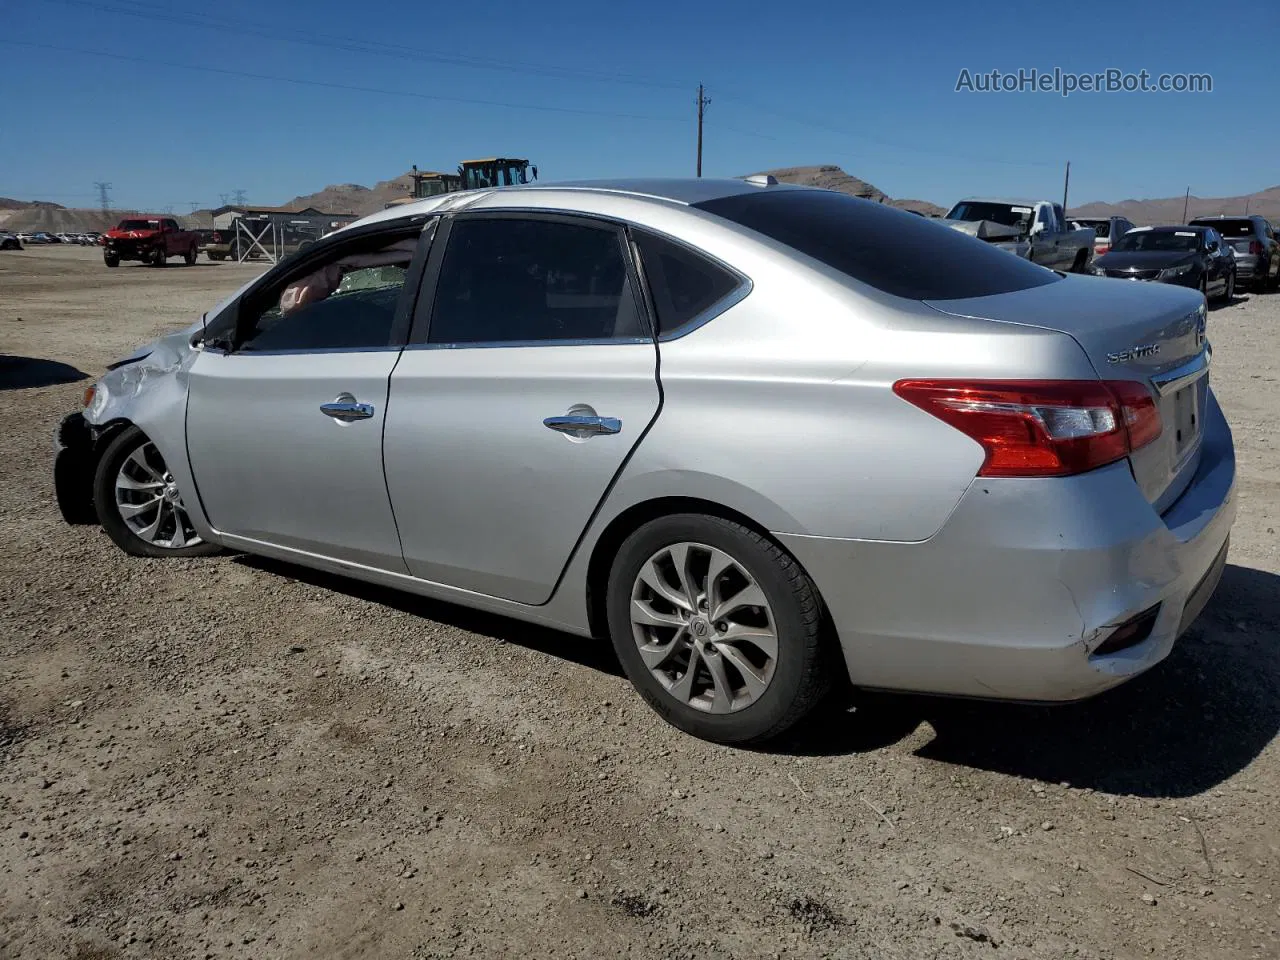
[236,555,1277,797]
[234,555,625,678]
[0,355,89,390]
[777,563,1280,797]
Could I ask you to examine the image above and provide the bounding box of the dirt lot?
[1,245,1278,960]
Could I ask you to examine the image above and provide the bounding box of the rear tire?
[605,513,833,745]
[1071,249,1090,274]
[1220,271,1235,304]
[93,426,221,558]
[184,245,197,266]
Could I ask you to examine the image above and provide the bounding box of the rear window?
[1191,218,1256,237]
[117,219,160,231]
[693,189,1060,301]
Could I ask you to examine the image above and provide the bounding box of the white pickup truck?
[940,198,1096,272]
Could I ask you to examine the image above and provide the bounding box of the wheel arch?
[582,495,829,644]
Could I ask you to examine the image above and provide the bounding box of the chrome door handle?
[543,415,621,436]
[321,393,375,422]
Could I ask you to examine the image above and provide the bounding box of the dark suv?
[1188,215,1279,292]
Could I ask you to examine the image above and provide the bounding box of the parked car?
[1091,225,1237,302]
[16,233,37,244]
[102,217,201,268]
[1072,216,1137,257]
[941,198,1096,272]
[53,178,1234,745]
[1187,215,1279,292]
[0,231,22,250]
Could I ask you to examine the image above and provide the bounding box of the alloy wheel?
[114,442,203,549]
[629,541,777,714]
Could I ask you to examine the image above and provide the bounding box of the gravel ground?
[1,245,1278,960]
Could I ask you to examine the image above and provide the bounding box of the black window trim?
[405,208,657,350]
[627,225,752,342]
[197,214,439,357]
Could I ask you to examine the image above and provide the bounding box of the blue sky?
[3,0,1277,212]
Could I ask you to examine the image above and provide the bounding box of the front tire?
[184,245,198,266]
[104,254,119,268]
[93,427,220,558]
[152,247,166,267]
[606,514,832,745]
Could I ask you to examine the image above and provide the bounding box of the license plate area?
[1172,380,1201,459]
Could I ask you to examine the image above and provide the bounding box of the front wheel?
[104,255,119,268]
[606,514,832,745]
[152,247,166,267]
[93,427,220,558]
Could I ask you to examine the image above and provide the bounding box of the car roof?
[344,177,814,231]
[1131,224,1208,233]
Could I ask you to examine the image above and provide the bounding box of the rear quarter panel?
[597,238,1102,543]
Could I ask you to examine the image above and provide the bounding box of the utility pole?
[695,83,711,178]
[188,201,201,213]
[1061,161,1070,214]
[219,193,229,207]
[1245,198,1251,215]
[231,189,248,207]
[94,181,112,216]
[1182,186,1190,223]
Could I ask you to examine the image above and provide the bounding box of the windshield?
[117,219,161,231]
[1113,230,1200,253]
[1191,218,1255,238]
[945,201,1033,228]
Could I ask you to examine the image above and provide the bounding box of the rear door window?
[693,189,1060,300]
[632,230,742,336]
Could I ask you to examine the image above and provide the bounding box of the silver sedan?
[54,178,1236,744]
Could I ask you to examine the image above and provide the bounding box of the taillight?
[1249,240,1263,256]
[892,379,1162,478]
[1096,242,1110,255]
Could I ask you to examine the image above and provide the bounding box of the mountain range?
[4,172,1279,234]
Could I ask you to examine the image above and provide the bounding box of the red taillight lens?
[1096,242,1110,255]
[892,379,1162,478]
[1249,240,1263,256]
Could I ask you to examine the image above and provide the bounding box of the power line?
[1,39,688,125]
[94,180,112,215]
[713,90,1060,170]
[45,0,690,92]
[230,189,248,206]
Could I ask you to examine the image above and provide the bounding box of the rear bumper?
[1232,255,1259,280]
[780,389,1237,702]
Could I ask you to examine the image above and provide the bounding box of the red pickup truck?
[103,217,201,268]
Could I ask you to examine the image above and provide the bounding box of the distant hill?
[285,172,418,218]
[745,165,947,217]
[1070,185,1280,226]
[0,202,129,233]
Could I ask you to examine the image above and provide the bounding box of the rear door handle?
[321,393,375,422]
[543,415,621,437]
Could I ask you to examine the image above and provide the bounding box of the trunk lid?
[925,274,1209,512]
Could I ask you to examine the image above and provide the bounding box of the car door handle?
[543,415,621,436]
[321,393,375,422]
